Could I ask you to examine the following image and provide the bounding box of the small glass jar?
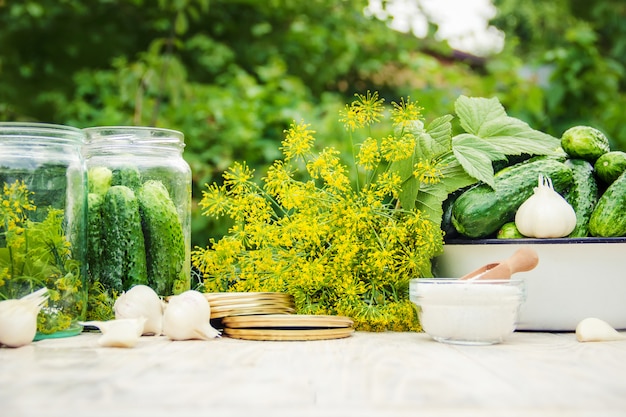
[0,122,88,339]
[83,126,192,319]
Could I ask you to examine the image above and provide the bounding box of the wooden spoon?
[459,246,539,281]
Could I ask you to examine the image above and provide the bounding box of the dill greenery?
[192,92,445,331]
[0,180,85,334]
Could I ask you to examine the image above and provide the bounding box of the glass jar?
[0,122,88,339]
[83,126,191,320]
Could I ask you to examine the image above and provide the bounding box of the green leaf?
[455,96,506,135]
[416,115,453,160]
[454,95,561,156]
[452,133,505,187]
[397,115,454,211]
[414,153,477,225]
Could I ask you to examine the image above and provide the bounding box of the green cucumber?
[101,185,149,292]
[111,166,142,190]
[137,180,187,296]
[497,222,525,239]
[594,151,626,185]
[451,158,574,238]
[589,170,626,237]
[87,193,104,282]
[564,159,599,237]
[561,126,610,162]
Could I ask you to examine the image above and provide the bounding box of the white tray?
[433,237,626,331]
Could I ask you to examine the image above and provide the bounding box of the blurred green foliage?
[1,0,624,247]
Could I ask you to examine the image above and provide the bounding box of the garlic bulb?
[576,317,626,342]
[0,287,48,348]
[114,285,164,335]
[80,318,146,348]
[515,175,577,238]
[162,290,220,341]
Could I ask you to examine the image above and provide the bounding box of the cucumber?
[451,158,574,238]
[137,180,187,296]
[101,185,149,292]
[497,222,525,239]
[589,170,626,237]
[564,159,599,237]
[561,126,610,162]
[111,166,142,190]
[87,193,104,282]
[594,151,626,185]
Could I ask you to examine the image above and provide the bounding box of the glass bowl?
[409,278,525,345]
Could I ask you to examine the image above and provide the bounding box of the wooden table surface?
[2,330,626,417]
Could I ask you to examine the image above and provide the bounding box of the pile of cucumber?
[448,126,626,239]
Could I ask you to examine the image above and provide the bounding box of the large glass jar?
[0,122,88,339]
[83,126,191,320]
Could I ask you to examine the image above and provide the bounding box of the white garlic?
[80,318,146,348]
[114,285,164,335]
[515,174,577,238]
[0,287,49,348]
[576,317,626,342]
[162,290,220,341]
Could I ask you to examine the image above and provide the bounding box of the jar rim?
[83,126,183,140]
[0,122,84,142]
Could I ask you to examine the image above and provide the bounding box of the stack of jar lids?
[204,292,354,341]
[221,314,354,341]
[204,292,295,319]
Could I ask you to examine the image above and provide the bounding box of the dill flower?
[281,121,315,161]
[339,90,385,131]
[391,96,423,126]
[414,159,444,185]
[356,137,381,171]
[193,92,445,332]
[380,134,416,162]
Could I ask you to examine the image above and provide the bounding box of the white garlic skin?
[114,285,164,336]
[162,290,220,341]
[515,175,577,238]
[0,287,48,348]
[576,317,626,342]
[80,318,146,348]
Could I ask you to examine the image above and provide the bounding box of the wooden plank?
[1,331,625,417]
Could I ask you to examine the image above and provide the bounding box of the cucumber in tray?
[564,159,599,238]
[561,125,610,163]
[594,151,626,185]
[589,170,626,237]
[451,157,574,239]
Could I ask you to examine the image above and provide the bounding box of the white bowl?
[433,237,626,331]
[410,278,525,345]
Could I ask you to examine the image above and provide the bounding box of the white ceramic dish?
[433,237,626,331]
[410,278,525,345]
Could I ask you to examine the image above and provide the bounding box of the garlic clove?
[79,318,146,348]
[575,317,626,342]
[114,285,164,336]
[0,287,49,348]
[162,290,220,341]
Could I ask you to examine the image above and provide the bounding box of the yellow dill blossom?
[339,91,385,131]
[391,96,423,125]
[338,104,361,132]
[372,171,403,199]
[223,161,255,195]
[356,137,380,171]
[281,121,316,161]
[380,134,416,162]
[413,159,443,185]
[352,91,385,126]
[193,92,446,332]
[199,183,230,217]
